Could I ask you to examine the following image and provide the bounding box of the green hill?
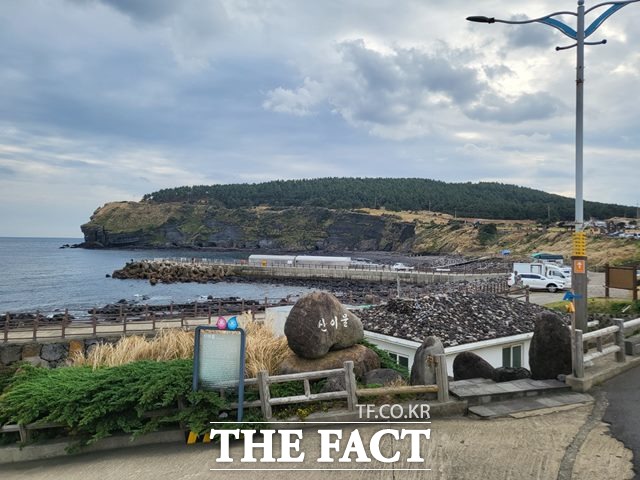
[142,178,632,221]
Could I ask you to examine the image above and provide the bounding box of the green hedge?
[0,360,226,445]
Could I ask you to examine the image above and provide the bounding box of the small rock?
[320,376,347,393]
[363,368,404,386]
[21,356,50,368]
[21,342,42,359]
[40,343,68,362]
[0,344,22,365]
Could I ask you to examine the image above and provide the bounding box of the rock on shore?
[112,260,233,284]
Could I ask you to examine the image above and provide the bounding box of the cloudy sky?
[1,0,639,237]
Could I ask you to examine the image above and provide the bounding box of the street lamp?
[467,0,640,337]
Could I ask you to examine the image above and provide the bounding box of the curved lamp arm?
[467,11,578,40]
[584,0,640,37]
[468,0,640,42]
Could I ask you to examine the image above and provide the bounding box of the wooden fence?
[2,298,293,344]
[231,356,449,420]
[573,316,640,378]
[1,356,449,442]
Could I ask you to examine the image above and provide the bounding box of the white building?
[264,305,533,376]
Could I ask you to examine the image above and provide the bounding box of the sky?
[1,0,639,237]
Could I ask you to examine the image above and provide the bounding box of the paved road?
[528,271,631,306]
[602,366,640,479]
[3,406,633,480]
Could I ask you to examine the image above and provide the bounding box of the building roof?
[358,294,565,348]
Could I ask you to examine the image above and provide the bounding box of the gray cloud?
[265,39,487,136]
[1,0,639,236]
[94,0,178,22]
[505,20,559,49]
[0,165,15,176]
[465,92,566,123]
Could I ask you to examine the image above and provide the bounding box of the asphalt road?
[602,366,640,479]
[528,271,632,306]
[3,406,634,480]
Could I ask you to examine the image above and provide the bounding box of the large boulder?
[278,344,380,377]
[363,368,404,387]
[284,292,364,359]
[493,367,531,382]
[453,351,496,381]
[529,312,571,380]
[410,336,444,386]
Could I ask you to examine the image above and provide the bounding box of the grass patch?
[545,297,640,315]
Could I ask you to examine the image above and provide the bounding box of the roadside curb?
[0,400,466,464]
[0,429,185,465]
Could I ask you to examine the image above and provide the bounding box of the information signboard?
[193,326,246,421]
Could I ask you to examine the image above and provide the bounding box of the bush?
[359,340,410,378]
[477,223,498,245]
[0,360,227,444]
[0,364,19,394]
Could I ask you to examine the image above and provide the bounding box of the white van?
[509,272,565,293]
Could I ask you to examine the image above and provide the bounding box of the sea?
[0,237,314,315]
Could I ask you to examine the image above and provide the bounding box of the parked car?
[391,263,414,271]
[508,272,565,292]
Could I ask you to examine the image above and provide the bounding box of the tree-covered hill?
[142,178,632,221]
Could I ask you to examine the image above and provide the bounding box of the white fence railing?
[573,317,640,378]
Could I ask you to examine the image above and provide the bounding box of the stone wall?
[0,337,122,368]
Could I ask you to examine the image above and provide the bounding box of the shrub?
[359,340,410,378]
[478,223,498,244]
[0,360,226,444]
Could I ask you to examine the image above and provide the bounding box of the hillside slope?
[81,202,640,267]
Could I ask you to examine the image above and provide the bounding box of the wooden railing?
[573,317,640,378]
[1,298,294,344]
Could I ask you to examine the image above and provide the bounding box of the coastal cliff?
[80,202,417,251]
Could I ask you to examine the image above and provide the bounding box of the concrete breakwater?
[112,260,504,286]
[112,260,232,284]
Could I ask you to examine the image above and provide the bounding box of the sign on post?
[193,325,246,421]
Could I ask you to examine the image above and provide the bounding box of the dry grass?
[244,322,289,378]
[71,329,194,369]
[71,323,289,377]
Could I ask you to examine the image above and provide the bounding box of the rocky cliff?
[80,202,417,251]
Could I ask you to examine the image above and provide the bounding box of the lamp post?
[467,1,640,338]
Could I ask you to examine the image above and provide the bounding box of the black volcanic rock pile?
[359,294,567,347]
[112,261,231,284]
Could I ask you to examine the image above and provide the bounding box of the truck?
[513,262,572,289]
[531,252,564,265]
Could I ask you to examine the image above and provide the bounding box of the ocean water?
[0,237,313,314]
